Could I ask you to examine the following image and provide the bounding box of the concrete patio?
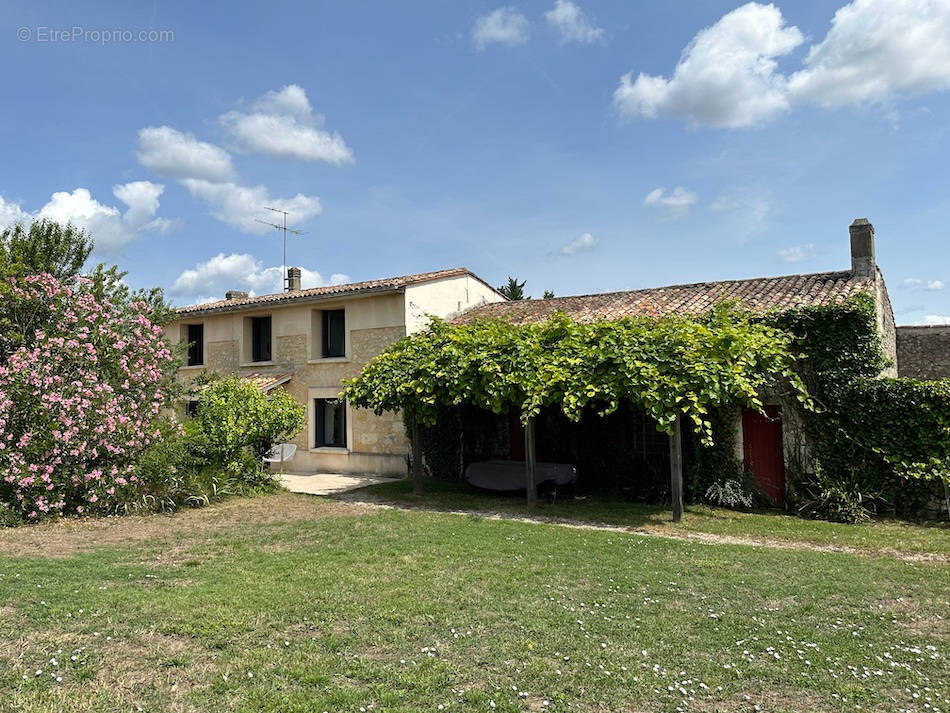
[278,472,402,496]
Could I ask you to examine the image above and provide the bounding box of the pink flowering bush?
[0,273,177,520]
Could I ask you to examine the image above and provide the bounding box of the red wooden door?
[742,406,785,505]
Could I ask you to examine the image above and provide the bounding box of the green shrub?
[704,478,755,509]
[796,469,879,524]
[130,421,230,512]
[0,502,19,528]
[190,377,306,491]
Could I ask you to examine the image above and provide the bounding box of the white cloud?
[710,191,772,239]
[902,277,945,290]
[0,182,171,252]
[922,315,950,325]
[614,0,950,129]
[181,179,322,233]
[251,84,312,117]
[473,7,530,49]
[136,126,236,182]
[560,232,599,255]
[787,0,950,107]
[545,0,605,45]
[220,85,354,165]
[778,243,816,263]
[135,88,342,234]
[614,3,802,128]
[170,251,350,302]
[0,194,31,225]
[643,186,696,220]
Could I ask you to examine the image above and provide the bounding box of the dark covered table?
[465,459,576,492]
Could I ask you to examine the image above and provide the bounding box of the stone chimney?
[287,266,302,292]
[225,289,249,300]
[849,218,876,278]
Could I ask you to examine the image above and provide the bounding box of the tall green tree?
[87,263,177,325]
[0,221,174,360]
[0,220,92,279]
[498,276,528,300]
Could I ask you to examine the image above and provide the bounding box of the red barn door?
[742,406,785,506]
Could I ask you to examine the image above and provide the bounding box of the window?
[314,398,346,448]
[251,316,272,362]
[185,400,199,418]
[186,324,204,366]
[322,309,345,358]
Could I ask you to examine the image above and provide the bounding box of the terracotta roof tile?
[242,372,293,392]
[177,267,491,316]
[456,270,872,325]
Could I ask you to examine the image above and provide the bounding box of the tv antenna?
[255,207,305,291]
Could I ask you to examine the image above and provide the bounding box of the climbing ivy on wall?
[766,293,949,514]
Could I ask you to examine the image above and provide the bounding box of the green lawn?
[352,478,950,559]
[0,493,947,713]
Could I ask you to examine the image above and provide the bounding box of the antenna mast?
[255,207,305,291]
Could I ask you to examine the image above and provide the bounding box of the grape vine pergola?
[342,308,809,521]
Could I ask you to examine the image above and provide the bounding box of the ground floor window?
[315,398,346,448]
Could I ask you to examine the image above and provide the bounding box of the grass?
[351,478,950,559]
[0,492,947,713]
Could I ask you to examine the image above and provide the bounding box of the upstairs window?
[315,398,346,448]
[322,309,345,358]
[186,323,204,366]
[251,316,272,362]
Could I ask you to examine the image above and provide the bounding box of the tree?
[543,290,555,299]
[0,226,174,360]
[0,273,177,520]
[0,220,92,279]
[86,263,177,326]
[499,276,528,300]
[192,377,306,474]
[343,307,811,442]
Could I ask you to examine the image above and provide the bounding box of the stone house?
[167,268,503,475]
[168,218,946,502]
[456,219,900,505]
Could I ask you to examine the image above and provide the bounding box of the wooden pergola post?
[669,413,683,522]
[411,411,424,495]
[524,415,537,508]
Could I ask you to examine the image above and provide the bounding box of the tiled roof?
[456,270,873,325]
[177,267,490,316]
[242,372,293,392]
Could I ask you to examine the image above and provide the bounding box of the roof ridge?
[530,269,857,304]
[176,266,474,314]
[455,269,871,325]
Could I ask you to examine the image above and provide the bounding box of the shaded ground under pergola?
[409,404,691,520]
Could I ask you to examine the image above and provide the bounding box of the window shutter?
[315,399,326,446]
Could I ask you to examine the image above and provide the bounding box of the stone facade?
[897,325,950,380]
[873,268,898,376]
[168,272,503,476]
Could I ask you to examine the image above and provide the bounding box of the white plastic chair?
[263,443,297,474]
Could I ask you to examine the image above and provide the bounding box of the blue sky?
[1,1,949,323]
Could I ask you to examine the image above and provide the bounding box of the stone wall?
[169,296,411,475]
[347,326,408,455]
[897,325,950,380]
[874,270,898,376]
